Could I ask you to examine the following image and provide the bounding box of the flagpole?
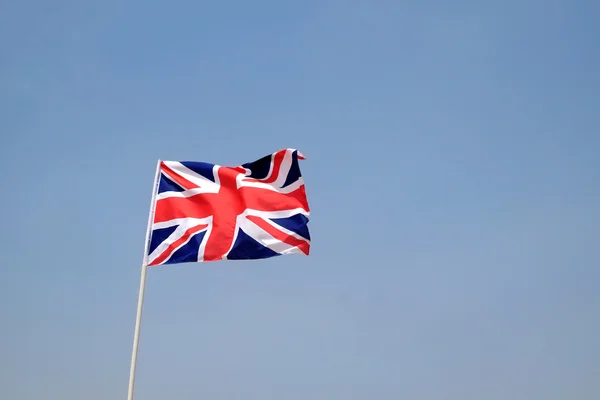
[127,160,162,400]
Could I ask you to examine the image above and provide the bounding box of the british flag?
[145,148,311,266]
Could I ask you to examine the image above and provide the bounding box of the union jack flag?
[145,149,311,266]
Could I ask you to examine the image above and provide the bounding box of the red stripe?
[154,195,217,223]
[149,223,208,266]
[246,215,310,255]
[154,187,308,225]
[243,150,286,184]
[154,186,308,224]
[240,185,310,213]
[161,162,199,191]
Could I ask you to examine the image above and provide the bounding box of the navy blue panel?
[227,229,280,260]
[282,150,302,188]
[158,174,185,194]
[148,226,178,255]
[164,230,207,265]
[271,214,310,241]
[241,154,272,179]
[180,161,216,183]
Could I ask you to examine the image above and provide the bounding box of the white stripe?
[241,209,310,245]
[155,186,218,201]
[237,177,305,194]
[238,217,302,255]
[251,214,310,244]
[245,208,310,219]
[272,149,294,188]
[161,161,220,192]
[153,217,212,230]
[222,210,309,259]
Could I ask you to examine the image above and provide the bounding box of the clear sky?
[1,1,599,399]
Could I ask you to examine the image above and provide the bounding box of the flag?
[145,148,311,266]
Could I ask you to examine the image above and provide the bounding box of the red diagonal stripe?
[149,223,208,266]
[161,162,200,191]
[246,215,310,255]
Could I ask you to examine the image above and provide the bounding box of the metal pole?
[127,160,161,400]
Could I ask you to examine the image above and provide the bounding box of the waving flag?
[145,149,311,266]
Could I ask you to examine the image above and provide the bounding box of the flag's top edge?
[159,148,307,164]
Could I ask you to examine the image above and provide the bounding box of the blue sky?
[1,0,599,399]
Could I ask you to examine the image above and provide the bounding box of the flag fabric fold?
[145,149,311,266]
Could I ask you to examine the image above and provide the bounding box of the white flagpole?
[127,160,162,400]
